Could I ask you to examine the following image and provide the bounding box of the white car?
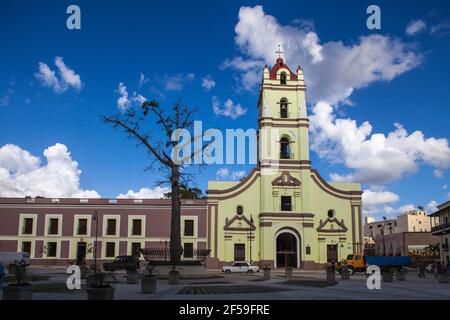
[0,252,30,268]
[222,261,260,273]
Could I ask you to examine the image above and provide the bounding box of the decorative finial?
[275,44,283,59]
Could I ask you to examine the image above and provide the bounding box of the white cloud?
[444,185,448,190]
[426,200,438,213]
[117,186,169,199]
[54,57,83,90]
[0,143,99,198]
[201,76,216,91]
[138,72,149,88]
[433,169,444,178]
[164,73,195,91]
[384,204,416,217]
[116,82,130,111]
[368,199,438,217]
[116,82,147,112]
[212,96,247,119]
[0,78,15,107]
[216,167,246,180]
[309,102,450,184]
[35,62,61,92]
[362,188,400,214]
[35,57,83,93]
[216,167,229,178]
[430,21,450,36]
[226,5,421,105]
[405,19,427,36]
[231,171,245,180]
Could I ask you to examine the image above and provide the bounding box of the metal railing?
[140,248,211,262]
[431,222,450,234]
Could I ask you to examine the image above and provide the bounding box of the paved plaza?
[2,267,450,300]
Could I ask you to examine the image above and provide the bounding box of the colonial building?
[0,57,364,270]
[364,210,438,261]
[364,210,431,242]
[0,197,206,266]
[430,200,450,264]
[205,57,363,269]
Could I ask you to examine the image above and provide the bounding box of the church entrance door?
[276,232,299,268]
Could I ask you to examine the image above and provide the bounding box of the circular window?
[236,206,243,215]
[327,209,335,218]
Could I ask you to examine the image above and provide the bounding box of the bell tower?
[257,52,309,167]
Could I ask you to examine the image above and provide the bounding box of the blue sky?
[0,0,449,219]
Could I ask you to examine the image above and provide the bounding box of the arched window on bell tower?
[280,136,291,159]
[280,98,288,118]
[280,71,287,85]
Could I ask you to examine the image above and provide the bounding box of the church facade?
[0,57,362,270]
[206,57,363,269]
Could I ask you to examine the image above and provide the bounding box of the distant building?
[364,218,397,243]
[365,216,375,225]
[374,231,438,258]
[397,210,431,233]
[430,200,450,264]
[364,210,437,260]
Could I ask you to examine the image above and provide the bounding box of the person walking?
[418,261,426,279]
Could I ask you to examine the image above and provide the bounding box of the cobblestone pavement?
[3,268,450,300]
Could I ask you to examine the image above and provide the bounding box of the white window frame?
[181,216,198,239]
[17,239,35,258]
[102,240,119,259]
[73,214,92,237]
[128,240,145,258]
[44,214,63,237]
[181,241,196,258]
[44,240,60,259]
[102,215,121,237]
[18,213,38,236]
[128,215,146,238]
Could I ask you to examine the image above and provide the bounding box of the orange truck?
[336,254,411,275]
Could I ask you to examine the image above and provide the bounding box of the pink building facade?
[0,197,207,266]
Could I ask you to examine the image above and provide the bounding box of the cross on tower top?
[276,45,283,58]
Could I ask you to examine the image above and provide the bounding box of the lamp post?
[160,237,169,261]
[93,210,99,274]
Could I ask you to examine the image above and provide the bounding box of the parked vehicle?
[0,252,30,268]
[336,254,411,275]
[222,261,260,274]
[103,255,139,272]
[425,263,436,273]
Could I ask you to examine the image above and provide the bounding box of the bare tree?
[102,100,202,264]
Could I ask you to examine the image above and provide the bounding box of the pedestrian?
[418,261,426,279]
[0,261,5,294]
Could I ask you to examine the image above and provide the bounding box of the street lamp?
[93,210,99,274]
[160,237,169,261]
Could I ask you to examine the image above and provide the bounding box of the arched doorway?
[275,230,300,268]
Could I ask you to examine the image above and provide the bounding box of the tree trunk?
[170,166,182,264]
